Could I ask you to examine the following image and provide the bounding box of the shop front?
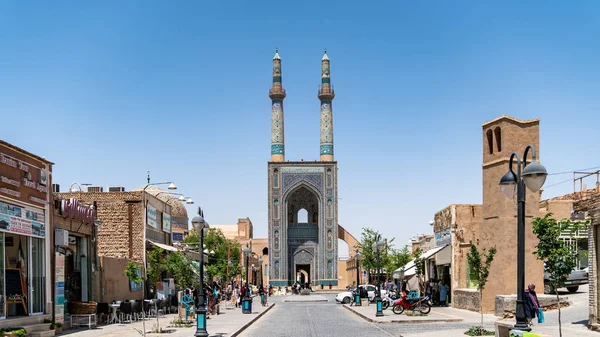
[53,197,96,324]
[0,140,53,324]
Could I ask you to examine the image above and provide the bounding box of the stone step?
[29,330,55,337]
[23,323,52,333]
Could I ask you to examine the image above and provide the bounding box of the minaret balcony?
[318,84,335,100]
[269,87,287,100]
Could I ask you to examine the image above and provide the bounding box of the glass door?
[0,233,5,319]
[29,237,45,314]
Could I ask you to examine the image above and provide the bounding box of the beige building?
[413,116,545,313]
[212,219,269,286]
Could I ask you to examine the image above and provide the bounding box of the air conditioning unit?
[55,229,69,246]
[108,186,125,192]
[87,186,103,193]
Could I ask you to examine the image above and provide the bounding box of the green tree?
[183,228,242,286]
[146,246,165,331]
[356,227,389,283]
[165,251,197,291]
[466,242,497,332]
[412,247,425,294]
[124,261,144,285]
[385,245,411,281]
[532,213,588,337]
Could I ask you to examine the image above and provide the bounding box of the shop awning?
[393,245,449,279]
[183,250,209,264]
[147,240,178,252]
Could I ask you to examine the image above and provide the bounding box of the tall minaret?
[270,48,286,162]
[318,49,335,161]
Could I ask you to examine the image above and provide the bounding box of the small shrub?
[464,326,494,336]
[43,319,52,323]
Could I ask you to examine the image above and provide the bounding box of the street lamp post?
[242,244,252,314]
[191,208,210,337]
[372,240,385,317]
[354,250,361,306]
[499,144,547,332]
[258,258,263,286]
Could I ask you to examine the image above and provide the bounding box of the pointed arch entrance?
[285,184,320,284]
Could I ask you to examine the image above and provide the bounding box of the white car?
[335,284,387,304]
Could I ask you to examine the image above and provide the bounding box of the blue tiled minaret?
[270,48,286,162]
[318,49,335,161]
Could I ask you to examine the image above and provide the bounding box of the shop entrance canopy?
[393,244,448,279]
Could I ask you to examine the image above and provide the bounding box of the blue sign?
[172,232,184,242]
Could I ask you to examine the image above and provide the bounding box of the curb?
[230,303,276,337]
[284,299,329,303]
[343,305,463,324]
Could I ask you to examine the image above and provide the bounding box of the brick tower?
[479,116,544,312]
[270,48,286,162]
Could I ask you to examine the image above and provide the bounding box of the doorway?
[295,264,310,285]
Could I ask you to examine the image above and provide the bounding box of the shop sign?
[147,204,158,229]
[435,229,451,247]
[172,232,183,242]
[0,201,45,237]
[163,213,171,233]
[60,198,96,225]
[55,253,65,323]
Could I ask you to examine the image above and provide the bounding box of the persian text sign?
[435,229,451,247]
[0,201,45,237]
[163,213,171,233]
[147,204,158,229]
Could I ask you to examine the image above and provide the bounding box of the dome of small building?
[133,186,188,218]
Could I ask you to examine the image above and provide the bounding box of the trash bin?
[321,284,323,289]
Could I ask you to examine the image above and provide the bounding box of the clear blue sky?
[2,1,600,256]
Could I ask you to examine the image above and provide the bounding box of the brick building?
[573,190,600,330]
[56,185,187,302]
[52,196,97,325]
[0,140,53,327]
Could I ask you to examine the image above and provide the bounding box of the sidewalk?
[343,304,464,324]
[57,299,274,337]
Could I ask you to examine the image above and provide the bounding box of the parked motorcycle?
[382,292,399,310]
[392,292,431,315]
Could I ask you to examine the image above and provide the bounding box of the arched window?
[297,208,308,223]
[494,127,502,152]
[262,247,269,255]
[486,129,493,154]
[327,230,333,249]
[274,230,279,249]
[273,169,279,187]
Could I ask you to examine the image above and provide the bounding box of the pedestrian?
[524,283,540,326]
[439,280,448,307]
[425,281,432,299]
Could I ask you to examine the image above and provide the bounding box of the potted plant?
[49,322,63,333]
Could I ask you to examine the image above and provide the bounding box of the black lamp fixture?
[372,240,385,317]
[354,250,361,306]
[498,144,547,332]
[242,244,252,314]
[191,207,210,337]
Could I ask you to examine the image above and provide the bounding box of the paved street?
[239,294,397,337]
[241,286,594,337]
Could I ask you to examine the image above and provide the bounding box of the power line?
[548,166,600,176]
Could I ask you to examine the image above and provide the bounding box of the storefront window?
[0,232,4,318]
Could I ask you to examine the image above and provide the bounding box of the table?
[71,314,97,328]
[109,303,120,324]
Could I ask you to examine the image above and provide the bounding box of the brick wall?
[56,191,145,263]
[574,194,600,327]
